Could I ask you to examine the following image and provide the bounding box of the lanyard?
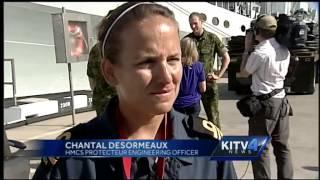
[116,108,169,179]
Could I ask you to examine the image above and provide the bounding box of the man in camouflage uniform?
[87,43,116,115]
[185,12,231,129]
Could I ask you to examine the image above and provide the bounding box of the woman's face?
[113,15,182,115]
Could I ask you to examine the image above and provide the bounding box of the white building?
[208,2,261,19]
[209,2,319,23]
[258,2,318,22]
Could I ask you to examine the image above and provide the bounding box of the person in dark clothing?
[32,2,237,179]
[87,43,116,115]
[87,10,116,115]
[174,37,206,118]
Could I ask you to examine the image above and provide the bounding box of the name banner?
[26,136,269,160]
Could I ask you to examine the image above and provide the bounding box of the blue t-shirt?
[174,61,205,108]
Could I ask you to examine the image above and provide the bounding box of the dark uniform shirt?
[87,43,116,115]
[32,97,237,179]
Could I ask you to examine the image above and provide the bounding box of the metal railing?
[4,58,17,106]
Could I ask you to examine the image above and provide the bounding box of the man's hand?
[207,73,219,81]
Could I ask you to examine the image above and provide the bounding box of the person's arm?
[217,51,231,78]
[238,51,251,77]
[239,31,255,77]
[198,62,206,93]
[208,35,230,80]
[198,81,206,93]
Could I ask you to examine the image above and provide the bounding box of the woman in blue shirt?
[174,37,206,118]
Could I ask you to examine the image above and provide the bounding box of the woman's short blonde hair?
[180,37,199,66]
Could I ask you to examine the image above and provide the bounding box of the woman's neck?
[118,102,164,140]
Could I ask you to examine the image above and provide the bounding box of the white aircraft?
[33,2,253,39]
[4,2,253,126]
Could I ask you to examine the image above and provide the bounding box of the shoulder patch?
[48,129,73,164]
[56,123,87,140]
[202,119,223,140]
[185,115,223,140]
[56,131,72,140]
[47,123,86,164]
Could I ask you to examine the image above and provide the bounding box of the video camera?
[245,12,315,49]
[279,12,318,50]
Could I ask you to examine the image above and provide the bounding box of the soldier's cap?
[254,15,277,31]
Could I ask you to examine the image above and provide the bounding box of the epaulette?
[32,123,87,179]
[184,115,223,140]
[56,123,86,140]
[45,123,87,166]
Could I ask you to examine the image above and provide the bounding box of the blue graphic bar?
[26,136,269,160]
[32,139,219,158]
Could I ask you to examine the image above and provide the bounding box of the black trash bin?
[285,49,317,94]
[227,59,241,91]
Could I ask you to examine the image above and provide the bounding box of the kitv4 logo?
[221,138,258,154]
[210,136,269,160]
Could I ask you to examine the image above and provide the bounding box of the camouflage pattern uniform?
[185,29,228,129]
[87,43,116,115]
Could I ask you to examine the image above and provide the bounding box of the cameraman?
[239,15,293,179]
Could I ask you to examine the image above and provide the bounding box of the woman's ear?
[101,59,118,86]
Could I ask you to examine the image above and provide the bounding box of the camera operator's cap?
[255,15,277,30]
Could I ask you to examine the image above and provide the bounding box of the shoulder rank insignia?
[202,118,223,140]
[185,115,223,140]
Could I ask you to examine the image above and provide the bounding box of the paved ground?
[5,78,319,179]
[214,79,319,179]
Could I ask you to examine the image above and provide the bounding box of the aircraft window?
[224,20,230,28]
[212,17,219,26]
[241,25,246,32]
